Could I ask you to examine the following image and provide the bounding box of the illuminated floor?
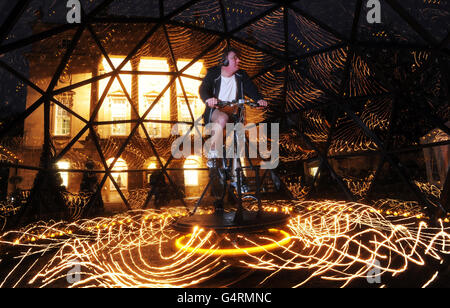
[0,200,449,288]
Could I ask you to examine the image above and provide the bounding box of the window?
[145,157,166,184]
[143,93,163,138]
[98,57,204,139]
[139,59,170,138]
[184,155,201,186]
[176,60,205,136]
[99,57,132,138]
[177,94,202,135]
[107,158,128,190]
[56,161,70,187]
[54,91,74,136]
[109,93,129,136]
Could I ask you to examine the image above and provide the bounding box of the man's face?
[227,51,240,72]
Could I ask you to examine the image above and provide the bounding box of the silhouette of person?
[80,160,104,216]
[144,170,167,209]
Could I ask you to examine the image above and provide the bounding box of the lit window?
[143,93,163,138]
[184,156,201,186]
[309,167,319,177]
[145,157,166,184]
[177,94,202,135]
[54,92,74,136]
[97,57,204,139]
[109,93,129,136]
[107,158,128,190]
[239,158,248,177]
[139,59,170,138]
[176,60,205,135]
[99,57,132,138]
[56,161,70,187]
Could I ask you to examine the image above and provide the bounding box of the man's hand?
[257,99,268,108]
[206,97,219,108]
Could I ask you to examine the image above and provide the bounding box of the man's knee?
[216,115,229,128]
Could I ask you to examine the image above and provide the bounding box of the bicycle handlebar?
[216,99,262,108]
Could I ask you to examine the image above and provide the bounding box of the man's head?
[221,48,240,75]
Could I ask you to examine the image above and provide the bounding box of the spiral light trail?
[0,200,448,288]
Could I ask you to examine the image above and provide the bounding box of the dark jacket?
[199,66,263,124]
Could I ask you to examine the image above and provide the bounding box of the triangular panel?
[100,0,160,18]
[230,39,278,78]
[234,8,285,58]
[291,0,357,40]
[287,65,335,112]
[347,52,390,98]
[2,30,76,92]
[165,24,223,71]
[302,47,349,96]
[164,0,196,17]
[252,65,285,108]
[172,0,225,32]
[397,0,449,43]
[222,0,277,31]
[288,9,342,57]
[357,1,426,44]
[91,23,159,62]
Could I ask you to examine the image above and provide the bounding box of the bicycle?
[192,99,267,220]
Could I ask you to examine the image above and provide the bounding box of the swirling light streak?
[0,201,449,288]
[286,178,311,199]
[342,172,375,198]
[242,201,449,287]
[349,55,389,98]
[414,181,443,199]
[175,228,291,256]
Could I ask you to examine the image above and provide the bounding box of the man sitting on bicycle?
[199,48,268,175]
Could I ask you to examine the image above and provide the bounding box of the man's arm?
[242,71,267,107]
[199,68,221,108]
[199,68,215,103]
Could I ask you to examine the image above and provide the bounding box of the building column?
[169,60,178,123]
[90,54,101,132]
[130,57,143,190]
[131,57,140,132]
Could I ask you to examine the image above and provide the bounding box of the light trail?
[0,200,448,288]
[175,228,292,256]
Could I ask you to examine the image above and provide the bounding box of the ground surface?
[0,199,449,288]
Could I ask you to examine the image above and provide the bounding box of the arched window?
[145,157,166,184]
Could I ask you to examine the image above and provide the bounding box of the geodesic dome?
[0,0,448,219]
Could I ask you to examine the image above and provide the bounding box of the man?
[199,48,268,161]
[199,48,268,192]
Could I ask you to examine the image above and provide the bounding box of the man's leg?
[208,109,229,160]
[230,158,249,193]
[208,110,229,213]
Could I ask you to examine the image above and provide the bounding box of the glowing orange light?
[175,229,292,256]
